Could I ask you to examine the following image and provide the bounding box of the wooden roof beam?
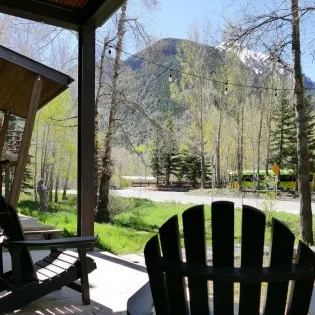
[0,0,82,31]
[82,0,126,28]
[0,0,126,31]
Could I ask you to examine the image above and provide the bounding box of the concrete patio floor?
[5,215,315,314]
[4,249,148,315]
[2,247,315,314]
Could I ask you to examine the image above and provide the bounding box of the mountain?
[126,38,315,87]
[304,75,315,89]
[120,38,315,145]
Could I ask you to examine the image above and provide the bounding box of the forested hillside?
[0,1,314,238]
[104,36,315,193]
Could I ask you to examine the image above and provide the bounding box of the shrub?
[108,193,135,216]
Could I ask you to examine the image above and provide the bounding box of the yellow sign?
[272,164,280,175]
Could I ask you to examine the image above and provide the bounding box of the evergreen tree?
[270,89,315,179]
[149,112,179,184]
[175,148,201,185]
[270,90,296,171]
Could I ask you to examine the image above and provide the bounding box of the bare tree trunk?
[34,126,39,203]
[41,125,50,183]
[40,125,46,179]
[49,172,53,202]
[94,36,110,214]
[200,127,206,189]
[54,173,59,203]
[265,110,272,175]
[62,161,71,200]
[216,109,222,187]
[237,100,244,191]
[62,177,68,200]
[265,82,274,175]
[291,0,313,244]
[97,2,127,222]
[256,105,264,192]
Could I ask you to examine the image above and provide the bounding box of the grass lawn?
[16,193,308,255]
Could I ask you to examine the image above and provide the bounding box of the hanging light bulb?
[224,82,228,95]
[169,68,173,82]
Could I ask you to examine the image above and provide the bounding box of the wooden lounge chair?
[0,195,97,314]
[127,201,315,315]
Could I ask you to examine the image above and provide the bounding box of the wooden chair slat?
[43,256,72,270]
[35,260,65,275]
[160,216,189,315]
[239,205,265,315]
[0,198,36,282]
[144,235,170,315]
[129,202,315,315]
[263,218,295,314]
[36,272,50,282]
[50,251,79,264]
[36,266,58,279]
[183,205,209,314]
[287,241,315,315]
[212,201,234,315]
[0,195,96,313]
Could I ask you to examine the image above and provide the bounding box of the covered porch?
[0,0,126,237]
[2,249,147,314]
[0,1,142,314]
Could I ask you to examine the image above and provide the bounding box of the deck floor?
[2,245,315,314]
[4,249,148,315]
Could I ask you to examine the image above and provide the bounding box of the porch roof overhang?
[0,0,126,236]
[0,45,73,119]
[0,0,125,31]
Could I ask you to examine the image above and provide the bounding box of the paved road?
[113,188,315,214]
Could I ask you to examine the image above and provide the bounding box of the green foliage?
[259,191,277,226]
[108,194,135,216]
[149,112,180,183]
[270,89,315,174]
[175,148,201,183]
[16,193,306,255]
[270,90,296,170]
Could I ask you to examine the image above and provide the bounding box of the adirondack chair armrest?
[127,281,154,315]
[0,241,3,275]
[4,236,97,249]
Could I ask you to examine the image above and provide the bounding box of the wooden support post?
[77,26,95,237]
[4,161,10,201]
[9,76,42,207]
[0,165,2,196]
[0,111,10,160]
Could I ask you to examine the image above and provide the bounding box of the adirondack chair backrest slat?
[144,235,170,314]
[238,205,265,315]
[144,201,315,315]
[263,219,295,314]
[160,216,188,315]
[0,196,37,282]
[212,201,234,314]
[183,205,209,314]
[287,241,315,315]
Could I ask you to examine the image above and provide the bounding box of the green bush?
[108,194,135,216]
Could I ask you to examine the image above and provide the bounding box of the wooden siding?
[0,57,68,118]
[45,0,90,9]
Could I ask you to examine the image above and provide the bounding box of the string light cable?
[100,41,315,93]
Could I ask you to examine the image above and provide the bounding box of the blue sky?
[137,0,315,81]
[150,0,224,40]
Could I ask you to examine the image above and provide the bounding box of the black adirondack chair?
[127,201,315,315]
[0,195,97,314]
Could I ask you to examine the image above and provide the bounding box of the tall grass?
[16,193,307,254]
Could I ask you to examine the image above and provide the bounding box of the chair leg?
[78,249,90,304]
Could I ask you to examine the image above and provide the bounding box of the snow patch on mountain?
[216,42,286,75]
